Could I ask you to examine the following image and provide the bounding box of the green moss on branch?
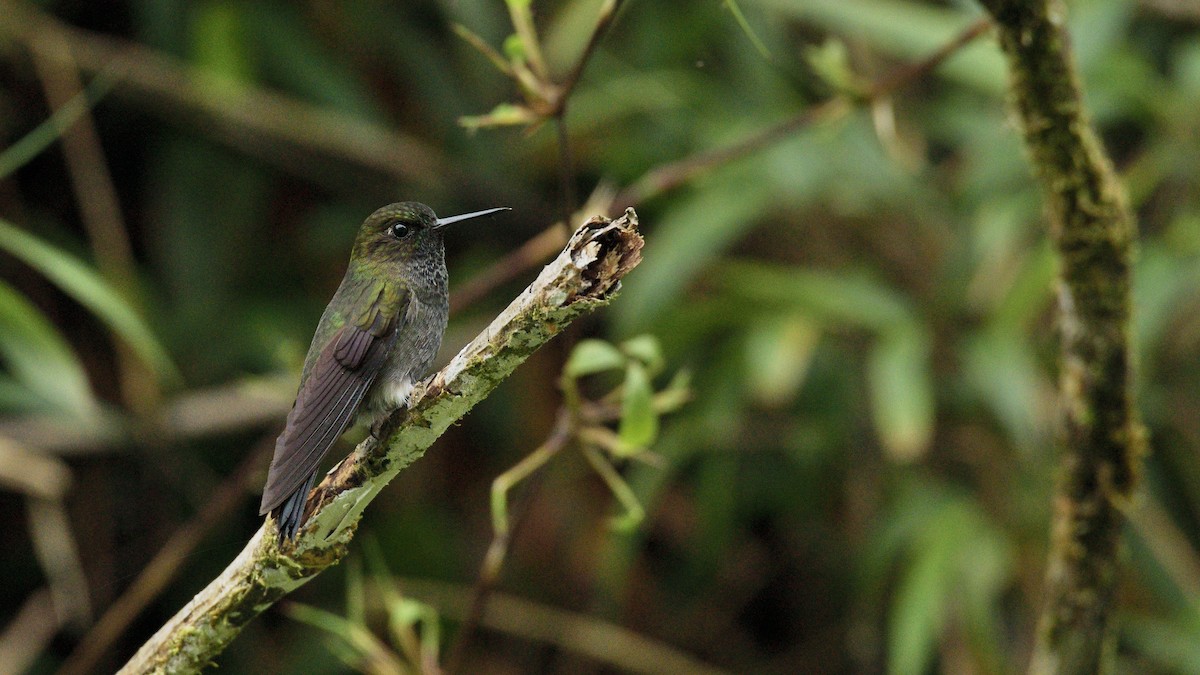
[976,2,1145,673]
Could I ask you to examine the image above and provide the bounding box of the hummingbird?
[260,202,509,542]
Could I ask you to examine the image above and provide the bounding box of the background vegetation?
[0,0,1198,672]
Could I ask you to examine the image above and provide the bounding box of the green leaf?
[0,280,95,416]
[805,39,865,95]
[1123,612,1200,673]
[618,361,658,452]
[613,179,774,334]
[753,0,1005,93]
[720,260,914,330]
[564,339,626,378]
[245,3,382,119]
[458,102,539,131]
[285,602,397,668]
[962,328,1049,450]
[0,72,116,179]
[870,481,1016,675]
[744,315,819,407]
[345,559,364,626]
[191,0,253,98]
[868,323,934,461]
[0,219,178,384]
[889,521,953,675]
[723,0,772,59]
[285,603,362,644]
[503,33,526,62]
[0,376,47,411]
[619,334,665,374]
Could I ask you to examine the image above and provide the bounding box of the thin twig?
[612,17,992,209]
[554,116,577,226]
[449,224,569,315]
[451,18,989,314]
[0,589,61,675]
[446,413,571,673]
[26,497,91,629]
[552,0,623,116]
[397,578,732,675]
[549,0,622,238]
[28,29,160,414]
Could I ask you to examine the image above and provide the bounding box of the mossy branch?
[118,209,643,674]
[976,1,1145,673]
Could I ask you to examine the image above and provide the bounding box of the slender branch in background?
[27,34,136,294]
[26,497,92,629]
[555,117,577,226]
[0,589,60,675]
[399,578,731,675]
[449,224,569,315]
[0,376,294,456]
[445,413,571,674]
[28,30,160,414]
[0,437,90,636]
[555,0,623,112]
[975,1,1145,673]
[56,437,273,675]
[118,210,642,674]
[613,17,992,209]
[549,0,622,222]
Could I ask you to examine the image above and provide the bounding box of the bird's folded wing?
[258,301,403,515]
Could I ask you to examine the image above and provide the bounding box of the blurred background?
[1,0,1200,673]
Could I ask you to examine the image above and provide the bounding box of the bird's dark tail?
[272,472,317,543]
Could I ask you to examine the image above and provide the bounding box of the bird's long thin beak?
[434,207,510,229]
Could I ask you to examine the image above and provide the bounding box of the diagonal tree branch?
[976,1,1146,673]
[118,209,643,674]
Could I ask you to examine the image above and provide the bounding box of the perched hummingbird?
[260,202,509,542]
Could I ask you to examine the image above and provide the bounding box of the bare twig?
[549,0,622,230]
[0,437,90,632]
[27,34,136,292]
[445,413,571,673]
[553,0,623,116]
[975,1,1145,673]
[28,29,159,414]
[612,17,992,209]
[0,436,72,497]
[26,497,92,630]
[0,589,61,675]
[0,376,294,456]
[398,578,731,675]
[118,210,642,673]
[555,117,577,225]
[449,223,570,315]
[452,18,988,314]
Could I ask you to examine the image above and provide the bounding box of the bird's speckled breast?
[363,284,448,417]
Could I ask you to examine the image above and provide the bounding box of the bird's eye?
[388,222,411,239]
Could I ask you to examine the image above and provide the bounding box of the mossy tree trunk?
[976,1,1145,673]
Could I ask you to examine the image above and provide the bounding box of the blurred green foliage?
[1,0,1199,673]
